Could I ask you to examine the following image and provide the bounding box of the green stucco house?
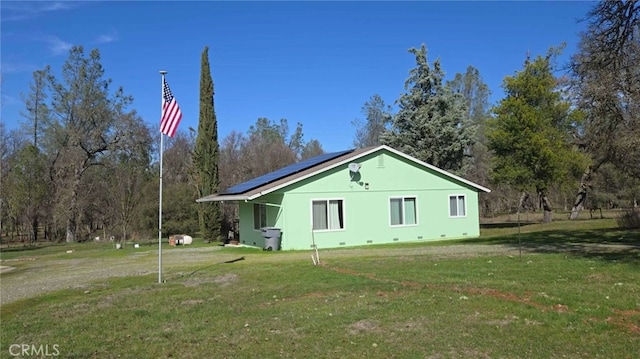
[196,145,490,250]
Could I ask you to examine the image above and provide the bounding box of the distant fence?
[480,207,630,224]
[0,228,154,247]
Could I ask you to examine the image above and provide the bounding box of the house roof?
[196,145,490,203]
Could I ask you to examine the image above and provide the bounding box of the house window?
[253,203,267,229]
[312,199,344,230]
[449,195,466,217]
[390,196,417,226]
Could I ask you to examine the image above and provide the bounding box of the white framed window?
[449,195,466,217]
[390,196,417,226]
[253,203,267,230]
[312,199,344,231]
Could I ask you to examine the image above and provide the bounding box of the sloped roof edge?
[195,194,249,203]
[247,145,490,200]
[196,145,490,203]
[381,145,491,193]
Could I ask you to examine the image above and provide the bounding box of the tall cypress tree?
[194,46,221,242]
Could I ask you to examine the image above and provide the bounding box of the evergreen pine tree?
[382,44,473,174]
[487,50,586,223]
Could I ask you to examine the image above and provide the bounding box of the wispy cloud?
[44,35,73,56]
[95,30,118,44]
[41,2,73,12]
[0,94,19,108]
[0,62,41,74]
[1,2,78,22]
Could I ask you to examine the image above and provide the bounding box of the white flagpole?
[158,70,167,284]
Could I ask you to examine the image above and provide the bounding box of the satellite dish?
[348,163,361,173]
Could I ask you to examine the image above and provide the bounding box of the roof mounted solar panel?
[221,149,354,195]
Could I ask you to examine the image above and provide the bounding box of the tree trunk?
[65,168,82,243]
[569,157,609,220]
[569,166,593,220]
[538,187,553,223]
[32,216,38,243]
[518,191,529,214]
[65,203,77,243]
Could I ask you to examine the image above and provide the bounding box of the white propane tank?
[183,235,193,245]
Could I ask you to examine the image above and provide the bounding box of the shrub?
[617,208,640,229]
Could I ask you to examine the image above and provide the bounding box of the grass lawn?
[1,218,638,358]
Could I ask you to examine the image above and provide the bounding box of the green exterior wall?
[237,193,284,249]
[238,149,482,250]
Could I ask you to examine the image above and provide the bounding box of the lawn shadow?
[480,222,537,229]
[187,257,245,276]
[0,244,55,253]
[464,228,640,264]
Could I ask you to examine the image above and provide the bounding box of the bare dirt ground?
[0,265,16,274]
[0,246,228,305]
[0,244,520,305]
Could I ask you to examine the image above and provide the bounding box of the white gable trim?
[382,145,491,193]
[247,145,490,200]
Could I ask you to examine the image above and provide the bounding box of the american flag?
[160,78,183,137]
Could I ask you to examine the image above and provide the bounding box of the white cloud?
[95,30,118,44]
[44,35,73,56]
[0,63,41,74]
[41,2,74,12]
[1,2,78,22]
[0,93,19,107]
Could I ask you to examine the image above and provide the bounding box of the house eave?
[379,145,491,193]
[197,145,491,203]
[248,145,491,197]
[196,194,250,202]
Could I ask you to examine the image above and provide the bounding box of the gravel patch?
[0,243,532,305]
[0,246,224,305]
[0,265,16,274]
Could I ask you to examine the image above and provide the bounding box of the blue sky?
[2,1,594,152]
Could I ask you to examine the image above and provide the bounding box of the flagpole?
[158,70,167,284]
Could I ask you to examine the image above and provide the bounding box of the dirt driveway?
[0,246,227,305]
[0,244,525,305]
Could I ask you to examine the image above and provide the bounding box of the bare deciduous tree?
[43,46,141,242]
[569,0,640,219]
